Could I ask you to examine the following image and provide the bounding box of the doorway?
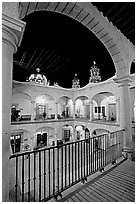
[108,104,116,121]
[37,132,47,146]
[10,134,21,154]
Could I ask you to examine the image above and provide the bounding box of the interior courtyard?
[2,2,135,202]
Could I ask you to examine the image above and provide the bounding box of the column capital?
[2,13,26,52]
[89,99,93,104]
[114,75,132,87]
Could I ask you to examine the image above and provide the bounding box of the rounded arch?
[34,126,55,147]
[57,124,73,142]
[19,2,131,78]
[11,129,31,153]
[12,92,32,117]
[12,92,32,101]
[75,125,91,140]
[92,92,115,105]
[35,94,54,103]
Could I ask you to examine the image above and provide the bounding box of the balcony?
[9,130,131,202]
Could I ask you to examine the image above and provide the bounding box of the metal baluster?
[65,145,67,188]
[22,155,24,201]
[83,141,85,177]
[89,138,91,174]
[28,153,31,201]
[72,143,73,184]
[81,141,83,178]
[61,146,63,190]
[53,148,55,196]
[69,144,70,186]
[103,135,105,164]
[99,137,101,169]
[94,137,96,172]
[57,147,59,193]
[86,141,88,176]
[34,152,36,202]
[15,156,18,201]
[105,134,107,166]
[78,141,80,180]
[39,151,41,201]
[44,150,46,200]
[75,142,77,182]
[49,149,50,198]
[91,138,93,173]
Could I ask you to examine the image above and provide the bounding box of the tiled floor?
[60,159,135,202]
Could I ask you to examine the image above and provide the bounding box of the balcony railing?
[9,130,124,202]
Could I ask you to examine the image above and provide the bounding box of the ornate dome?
[27,68,49,85]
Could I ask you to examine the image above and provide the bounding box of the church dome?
[27,68,49,85]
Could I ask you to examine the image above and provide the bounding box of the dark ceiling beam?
[38,49,62,70]
[42,53,64,71]
[32,47,53,69]
[30,49,45,68]
[26,49,37,69]
[45,55,66,71]
[29,47,53,70]
[25,2,30,17]
[104,2,121,16]
[109,3,130,22]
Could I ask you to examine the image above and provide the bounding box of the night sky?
[13,11,130,88]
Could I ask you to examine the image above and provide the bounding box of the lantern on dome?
[72,73,80,88]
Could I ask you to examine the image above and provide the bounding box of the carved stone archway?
[19,2,135,77]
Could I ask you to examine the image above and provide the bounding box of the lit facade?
[11,72,135,153]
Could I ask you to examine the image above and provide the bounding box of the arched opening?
[58,96,73,118]
[10,129,31,154]
[12,92,31,122]
[35,94,54,120]
[75,96,89,119]
[13,10,116,88]
[75,125,90,140]
[92,92,117,122]
[130,61,135,74]
[34,127,55,148]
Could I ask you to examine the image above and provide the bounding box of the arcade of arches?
[2,2,135,201]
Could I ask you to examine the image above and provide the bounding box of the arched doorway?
[35,94,54,120]
[34,127,55,148]
[75,125,90,140]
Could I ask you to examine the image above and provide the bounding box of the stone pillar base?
[122,147,135,161]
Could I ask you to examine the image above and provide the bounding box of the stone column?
[2,13,25,201]
[114,76,133,158]
[55,102,58,120]
[73,102,76,119]
[31,101,35,120]
[116,97,120,124]
[89,100,93,121]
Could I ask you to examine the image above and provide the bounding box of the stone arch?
[18,2,134,78]
[34,126,55,146]
[12,92,32,101]
[75,124,91,140]
[57,124,73,141]
[12,92,32,116]
[10,129,31,152]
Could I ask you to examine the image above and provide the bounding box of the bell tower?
[89,61,101,83]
